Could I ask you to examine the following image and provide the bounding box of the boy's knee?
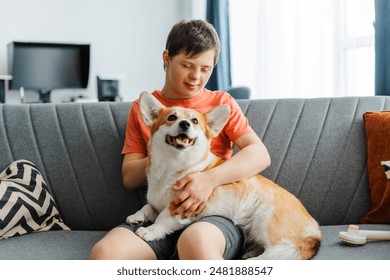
[177,225,206,258]
[90,241,113,260]
[178,223,206,247]
[177,222,225,259]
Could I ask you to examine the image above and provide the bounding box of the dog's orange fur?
[202,157,321,259]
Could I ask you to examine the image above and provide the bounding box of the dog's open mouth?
[166,133,196,149]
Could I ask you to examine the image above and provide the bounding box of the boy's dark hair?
[165,19,220,65]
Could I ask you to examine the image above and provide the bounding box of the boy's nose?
[189,68,201,80]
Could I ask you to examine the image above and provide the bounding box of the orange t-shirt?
[122,89,254,160]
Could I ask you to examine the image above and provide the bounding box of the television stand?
[38,89,52,103]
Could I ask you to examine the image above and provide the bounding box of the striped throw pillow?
[0,160,69,239]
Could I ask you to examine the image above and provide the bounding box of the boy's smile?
[162,49,215,100]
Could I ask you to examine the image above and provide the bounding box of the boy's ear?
[162,50,170,69]
[204,105,230,137]
[139,91,165,127]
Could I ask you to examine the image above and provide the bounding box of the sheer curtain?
[229,0,374,99]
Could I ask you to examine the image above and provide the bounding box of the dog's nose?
[179,120,190,131]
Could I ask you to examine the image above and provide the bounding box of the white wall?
[0,0,203,103]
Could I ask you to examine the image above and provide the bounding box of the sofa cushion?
[0,230,106,260]
[0,160,69,239]
[1,225,389,260]
[361,111,390,224]
[313,224,390,259]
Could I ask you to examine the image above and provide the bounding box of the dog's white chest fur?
[146,133,216,212]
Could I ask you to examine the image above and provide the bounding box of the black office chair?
[226,86,251,99]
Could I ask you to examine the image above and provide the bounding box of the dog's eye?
[191,118,198,125]
[168,115,177,121]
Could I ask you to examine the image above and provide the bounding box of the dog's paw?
[135,226,165,241]
[126,212,145,226]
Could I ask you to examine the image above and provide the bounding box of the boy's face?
[162,49,215,99]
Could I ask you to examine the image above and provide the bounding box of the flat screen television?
[8,42,90,103]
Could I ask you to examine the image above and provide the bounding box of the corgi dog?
[126,91,322,260]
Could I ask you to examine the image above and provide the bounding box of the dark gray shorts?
[120,215,244,260]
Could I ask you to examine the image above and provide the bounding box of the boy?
[90,19,270,260]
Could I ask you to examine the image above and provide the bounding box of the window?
[338,0,375,96]
[229,0,375,99]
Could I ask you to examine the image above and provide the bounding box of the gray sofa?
[0,96,389,259]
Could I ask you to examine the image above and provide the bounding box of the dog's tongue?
[176,134,190,145]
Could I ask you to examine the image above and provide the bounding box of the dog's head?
[139,91,230,150]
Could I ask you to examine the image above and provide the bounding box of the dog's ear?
[205,105,230,137]
[139,91,165,126]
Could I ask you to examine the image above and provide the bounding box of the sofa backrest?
[1,96,389,229]
[0,102,142,230]
[236,96,390,225]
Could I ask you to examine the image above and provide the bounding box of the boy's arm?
[170,132,271,218]
[209,133,271,185]
[122,153,148,191]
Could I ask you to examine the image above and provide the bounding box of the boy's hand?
[169,172,214,219]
